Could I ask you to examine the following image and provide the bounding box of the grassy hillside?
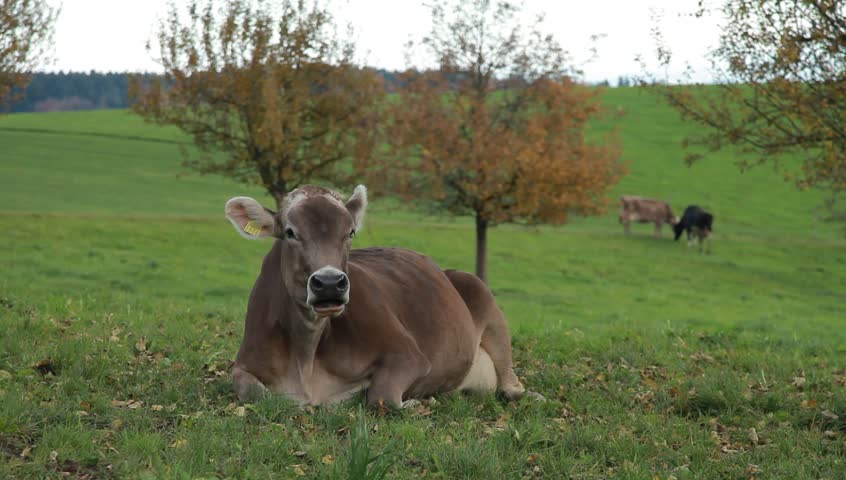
[0,91,840,237]
[1,89,845,479]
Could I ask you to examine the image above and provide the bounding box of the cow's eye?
[285,227,298,240]
[349,229,356,239]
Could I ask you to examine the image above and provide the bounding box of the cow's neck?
[284,306,331,399]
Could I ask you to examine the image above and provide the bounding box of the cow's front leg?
[233,366,268,401]
[654,222,663,238]
[366,351,431,409]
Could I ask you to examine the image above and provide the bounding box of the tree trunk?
[268,182,287,210]
[475,213,488,284]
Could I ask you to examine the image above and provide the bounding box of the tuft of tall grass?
[334,407,399,480]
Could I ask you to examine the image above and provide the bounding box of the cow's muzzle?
[306,266,349,317]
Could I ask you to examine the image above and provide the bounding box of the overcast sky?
[46,0,722,83]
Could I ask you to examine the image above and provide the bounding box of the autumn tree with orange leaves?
[646,0,846,208]
[379,0,625,283]
[1,0,58,108]
[129,0,380,206]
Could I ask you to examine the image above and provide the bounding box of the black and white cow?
[673,206,713,253]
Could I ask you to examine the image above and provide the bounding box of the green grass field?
[1,88,845,479]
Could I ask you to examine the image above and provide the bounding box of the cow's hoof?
[499,382,527,402]
[369,398,400,414]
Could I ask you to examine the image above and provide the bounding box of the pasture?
[1,88,845,479]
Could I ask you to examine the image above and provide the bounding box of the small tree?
[378,0,625,283]
[0,0,58,108]
[646,0,846,197]
[129,0,381,205]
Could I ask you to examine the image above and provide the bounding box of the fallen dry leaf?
[233,406,246,417]
[748,427,759,445]
[822,410,839,420]
[415,404,432,416]
[800,399,818,409]
[690,352,715,363]
[526,453,540,465]
[111,399,144,409]
[634,390,655,407]
[170,439,188,448]
[150,405,164,411]
[792,376,807,389]
[321,454,334,465]
[291,464,307,476]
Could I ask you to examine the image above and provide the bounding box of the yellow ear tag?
[243,220,262,236]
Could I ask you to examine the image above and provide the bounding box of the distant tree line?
[6,69,409,113]
[5,71,153,113]
[8,68,641,114]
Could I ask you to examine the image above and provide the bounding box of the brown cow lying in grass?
[619,195,679,237]
[224,184,533,408]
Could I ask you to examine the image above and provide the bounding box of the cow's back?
[620,196,672,222]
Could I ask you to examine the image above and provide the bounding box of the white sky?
[46,0,722,83]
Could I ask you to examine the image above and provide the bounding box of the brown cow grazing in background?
[619,195,679,237]
[224,184,531,408]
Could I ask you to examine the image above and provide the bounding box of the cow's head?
[225,185,367,318]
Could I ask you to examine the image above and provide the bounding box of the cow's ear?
[345,184,368,231]
[225,196,277,239]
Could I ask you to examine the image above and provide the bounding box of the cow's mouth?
[311,299,346,316]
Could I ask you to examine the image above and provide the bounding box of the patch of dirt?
[50,457,114,479]
[34,358,59,376]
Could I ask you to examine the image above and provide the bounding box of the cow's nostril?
[310,276,325,292]
[337,275,349,291]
